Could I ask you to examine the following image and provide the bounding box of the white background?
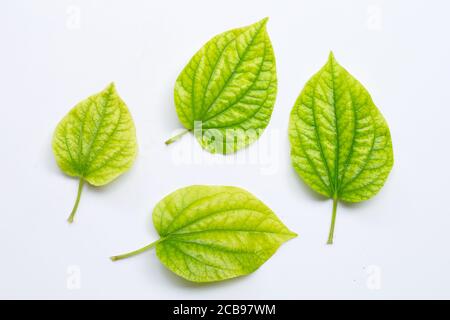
[1,0,449,299]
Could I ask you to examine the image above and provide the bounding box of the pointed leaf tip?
[328,51,336,62]
[259,17,269,28]
[253,17,269,28]
[104,82,117,95]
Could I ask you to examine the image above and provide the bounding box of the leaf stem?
[327,197,338,245]
[110,239,164,261]
[165,129,191,145]
[67,179,84,224]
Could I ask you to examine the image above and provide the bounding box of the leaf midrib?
[202,34,269,126]
[337,83,359,194]
[168,207,266,235]
[166,228,296,238]
[84,106,124,175]
[79,89,113,176]
[198,30,246,118]
[310,69,334,196]
[199,21,267,122]
[330,57,339,197]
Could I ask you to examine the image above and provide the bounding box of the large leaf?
[166,18,277,154]
[288,53,393,244]
[111,185,296,283]
[52,83,138,223]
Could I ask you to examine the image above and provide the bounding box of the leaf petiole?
[67,179,84,224]
[110,238,165,261]
[165,129,191,145]
[327,197,338,245]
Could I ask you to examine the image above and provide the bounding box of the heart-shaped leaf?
[111,185,296,283]
[288,53,394,244]
[166,18,277,154]
[52,83,138,223]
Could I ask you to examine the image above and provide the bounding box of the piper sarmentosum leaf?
[111,185,296,283]
[166,18,277,154]
[52,83,138,223]
[288,53,393,244]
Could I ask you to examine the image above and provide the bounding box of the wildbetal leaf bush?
[52,83,138,223]
[289,53,393,244]
[111,185,296,283]
[166,18,277,154]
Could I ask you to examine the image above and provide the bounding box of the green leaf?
[288,52,394,244]
[167,18,277,154]
[111,185,296,283]
[52,83,138,223]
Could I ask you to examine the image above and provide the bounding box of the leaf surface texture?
[288,53,393,243]
[52,83,137,222]
[289,53,393,202]
[112,185,296,283]
[53,83,137,186]
[173,18,277,154]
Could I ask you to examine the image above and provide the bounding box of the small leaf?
[167,18,277,154]
[52,83,138,223]
[111,185,296,283]
[288,52,394,244]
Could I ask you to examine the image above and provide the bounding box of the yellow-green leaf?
[111,185,296,283]
[52,83,138,223]
[167,18,277,154]
[288,53,393,244]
